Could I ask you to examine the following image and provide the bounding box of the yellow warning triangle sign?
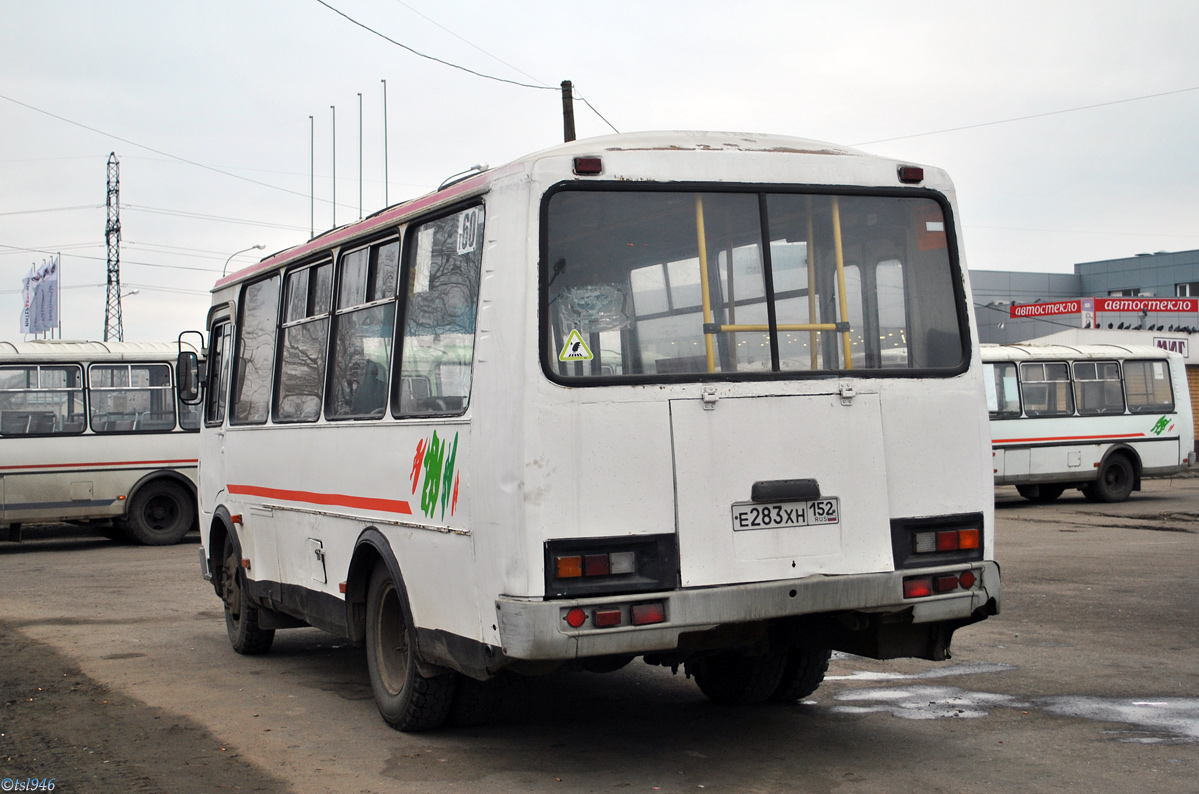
[558,329,593,361]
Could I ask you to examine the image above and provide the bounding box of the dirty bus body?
[189,131,999,730]
[983,343,1194,502]
[1,340,201,545]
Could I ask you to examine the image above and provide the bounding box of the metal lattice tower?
[104,152,123,342]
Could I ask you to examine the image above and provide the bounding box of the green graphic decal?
[415,430,460,519]
[1151,416,1170,436]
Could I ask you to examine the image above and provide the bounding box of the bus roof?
[0,340,196,361]
[980,342,1178,362]
[216,130,949,291]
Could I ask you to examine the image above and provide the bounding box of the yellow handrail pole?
[695,195,716,373]
[806,196,818,369]
[831,196,853,369]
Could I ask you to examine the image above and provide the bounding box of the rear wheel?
[1016,484,1066,503]
[686,645,787,705]
[222,534,274,654]
[771,648,832,702]
[1082,454,1134,503]
[124,480,193,545]
[365,562,456,731]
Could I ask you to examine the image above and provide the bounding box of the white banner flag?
[19,265,36,334]
[33,256,59,333]
[19,256,60,335]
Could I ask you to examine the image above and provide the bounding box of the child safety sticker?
[558,329,593,361]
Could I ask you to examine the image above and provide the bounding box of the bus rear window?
[543,189,965,381]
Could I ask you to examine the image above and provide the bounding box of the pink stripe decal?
[0,458,198,472]
[228,484,412,515]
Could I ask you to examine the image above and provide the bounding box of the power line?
[315,0,554,90]
[123,204,307,232]
[316,0,619,133]
[0,205,102,217]
[852,85,1199,146]
[0,92,313,202]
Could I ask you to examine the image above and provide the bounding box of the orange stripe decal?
[993,433,1145,445]
[227,484,412,515]
[0,458,199,472]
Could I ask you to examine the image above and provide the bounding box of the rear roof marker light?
[573,156,603,175]
[898,165,924,183]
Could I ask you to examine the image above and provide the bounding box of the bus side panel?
[3,434,197,525]
[218,421,482,644]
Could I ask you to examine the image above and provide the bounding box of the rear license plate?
[731,498,840,531]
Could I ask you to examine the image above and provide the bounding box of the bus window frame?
[537,181,972,387]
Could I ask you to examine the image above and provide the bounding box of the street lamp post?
[222,244,266,277]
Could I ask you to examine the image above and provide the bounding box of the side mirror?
[178,350,202,405]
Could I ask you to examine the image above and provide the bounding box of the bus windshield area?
[544,189,966,380]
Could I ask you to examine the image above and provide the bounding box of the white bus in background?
[181,131,1000,731]
[1,340,201,544]
[983,343,1195,503]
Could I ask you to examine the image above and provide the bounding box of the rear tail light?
[631,602,666,625]
[545,535,677,599]
[904,570,979,599]
[593,608,622,628]
[893,513,985,570]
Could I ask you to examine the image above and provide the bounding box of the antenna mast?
[104,152,123,342]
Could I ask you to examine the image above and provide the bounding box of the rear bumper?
[496,561,1000,661]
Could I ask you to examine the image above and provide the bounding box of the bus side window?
[89,363,176,433]
[0,365,86,436]
[1124,359,1175,413]
[983,362,1020,417]
[1020,362,1074,417]
[206,321,233,426]
[275,261,333,422]
[397,205,484,417]
[1073,361,1124,415]
[327,239,398,420]
[230,275,281,425]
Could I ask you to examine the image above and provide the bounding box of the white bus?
[1,340,201,544]
[181,131,1000,731]
[983,343,1195,502]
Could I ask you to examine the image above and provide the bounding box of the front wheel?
[1082,454,1134,503]
[365,562,456,731]
[124,480,193,545]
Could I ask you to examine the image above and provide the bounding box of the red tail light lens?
[593,608,622,628]
[573,156,602,175]
[631,602,666,625]
[903,577,933,598]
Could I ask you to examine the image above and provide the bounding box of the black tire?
[124,480,193,545]
[771,648,832,702]
[221,534,275,654]
[686,645,787,705]
[1016,484,1067,503]
[365,562,455,731]
[447,673,507,728]
[1084,454,1135,503]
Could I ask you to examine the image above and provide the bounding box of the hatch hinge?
[838,382,856,406]
[702,385,719,410]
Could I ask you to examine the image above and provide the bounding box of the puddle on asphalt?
[822,661,1199,743]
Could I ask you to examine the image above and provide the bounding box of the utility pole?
[308,115,314,239]
[331,105,337,228]
[560,80,576,142]
[104,153,123,342]
[381,79,389,207]
[358,92,363,220]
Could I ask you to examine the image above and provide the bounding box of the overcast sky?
[3,0,1198,343]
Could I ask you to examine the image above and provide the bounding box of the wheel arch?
[1098,443,1142,491]
[346,528,410,647]
[124,469,199,520]
[207,506,238,599]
